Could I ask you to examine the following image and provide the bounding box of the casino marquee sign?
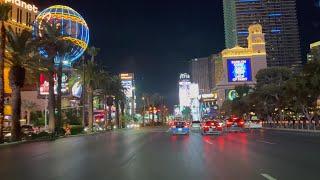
[5,0,38,13]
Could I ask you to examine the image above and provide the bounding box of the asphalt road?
[0,128,319,180]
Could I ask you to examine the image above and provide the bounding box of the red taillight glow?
[240,121,244,124]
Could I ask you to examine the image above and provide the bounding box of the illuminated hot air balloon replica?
[33,5,90,66]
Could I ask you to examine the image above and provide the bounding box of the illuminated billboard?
[39,73,70,96]
[227,59,252,82]
[179,81,191,108]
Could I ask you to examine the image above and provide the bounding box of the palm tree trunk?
[0,21,5,143]
[115,99,120,128]
[11,85,21,141]
[56,62,62,134]
[48,70,56,133]
[87,87,93,132]
[120,101,124,128]
[108,105,112,128]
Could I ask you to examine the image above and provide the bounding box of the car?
[201,120,223,135]
[170,121,190,135]
[245,120,263,129]
[226,116,245,132]
[190,121,201,131]
[3,125,36,141]
[21,125,36,139]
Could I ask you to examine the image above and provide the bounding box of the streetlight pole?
[82,56,86,128]
[44,95,48,129]
[142,97,145,126]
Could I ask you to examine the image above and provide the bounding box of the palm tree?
[35,22,72,134]
[70,61,105,132]
[86,46,100,62]
[6,29,38,141]
[0,2,12,143]
[108,76,125,128]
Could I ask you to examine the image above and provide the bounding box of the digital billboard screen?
[39,73,70,96]
[227,59,252,82]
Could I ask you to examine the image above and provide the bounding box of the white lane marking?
[261,173,277,180]
[257,140,276,145]
[166,129,170,132]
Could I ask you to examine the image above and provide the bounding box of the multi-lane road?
[0,128,319,180]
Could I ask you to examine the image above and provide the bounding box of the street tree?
[254,67,292,123]
[70,61,105,132]
[6,29,38,141]
[0,2,11,143]
[35,22,72,134]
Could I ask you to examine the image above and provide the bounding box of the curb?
[263,127,320,136]
[0,130,123,148]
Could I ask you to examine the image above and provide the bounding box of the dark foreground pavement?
[0,128,319,180]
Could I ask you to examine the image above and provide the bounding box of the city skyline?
[35,0,320,108]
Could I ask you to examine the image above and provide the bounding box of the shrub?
[70,125,83,135]
[32,131,51,140]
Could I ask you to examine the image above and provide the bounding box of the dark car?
[226,116,245,132]
[21,125,36,139]
[201,120,223,135]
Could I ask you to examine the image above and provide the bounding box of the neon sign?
[5,0,38,13]
[227,59,252,82]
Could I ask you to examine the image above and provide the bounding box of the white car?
[245,120,263,129]
[191,121,201,131]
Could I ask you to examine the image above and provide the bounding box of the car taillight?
[240,121,244,124]
[227,121,232,124]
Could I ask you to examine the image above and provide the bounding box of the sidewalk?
[0,130,116,148]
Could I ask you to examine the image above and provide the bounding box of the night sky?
[35,0,320,108]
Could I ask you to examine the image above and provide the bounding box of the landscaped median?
[263,127,320,136]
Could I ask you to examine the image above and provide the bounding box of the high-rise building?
[120,73,136,116]
[1,0,39,120]
[223,0,302,69]
[216,24,267,106]
[178,73,200,121]
[190,57,214,94]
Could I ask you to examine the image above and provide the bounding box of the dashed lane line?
[257,140,276,145]
[261,173,277,180]
[204,140,213,145]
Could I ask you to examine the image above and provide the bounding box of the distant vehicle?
[201,120,223,135]
[4,125,36,141]
[84,124,104,132]
[245,120,263,129]
[170,121,190,135]
[226,116,245,132]
[127,123,140,129]
[191,121,201,131]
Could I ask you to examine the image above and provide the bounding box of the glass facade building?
[223,0,302,69]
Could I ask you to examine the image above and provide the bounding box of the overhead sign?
[5,0,38,13]
[227,59,252,82]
